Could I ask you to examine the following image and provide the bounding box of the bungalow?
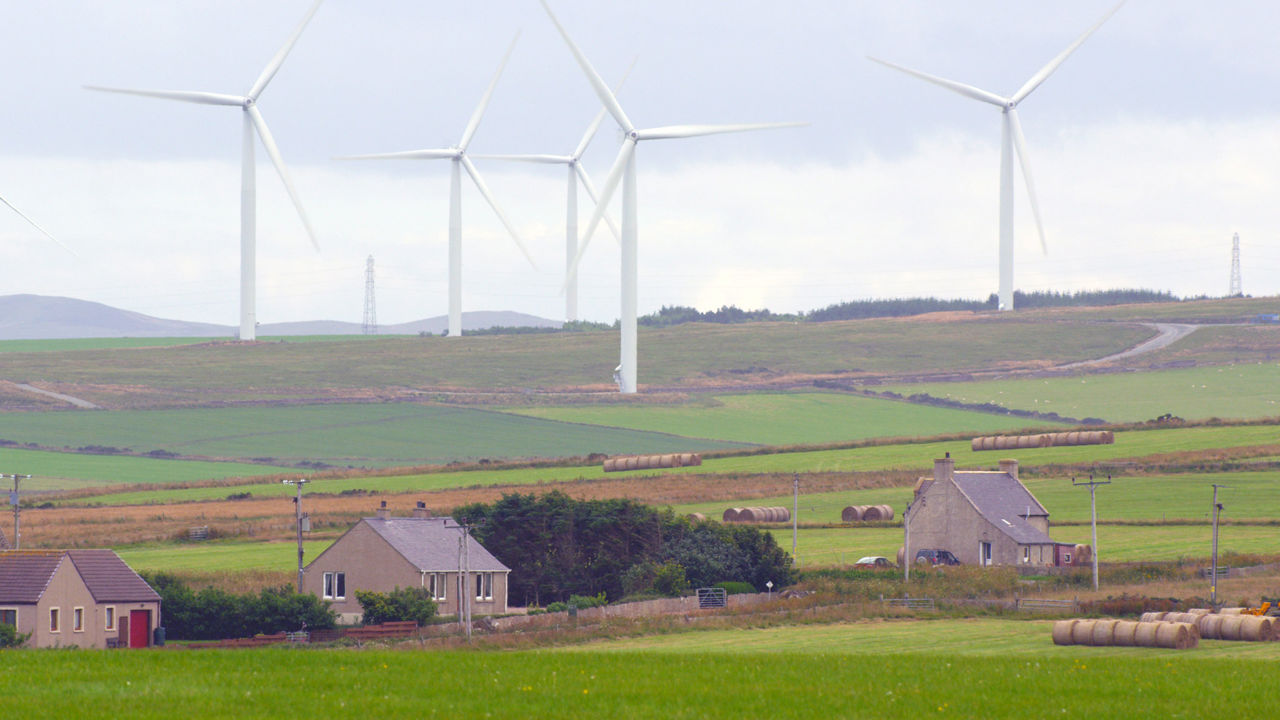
[904,457,1083,567]
[0,549,162,648]
[304,503,511,624]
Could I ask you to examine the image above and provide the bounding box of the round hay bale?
[1240,615,1272,642]
[1112,620,1139,647]
[1198,614,1224,640]
[1154,622,1186,649]
[1139,612,1164,623]
[1220,607,1246,615]
[1072,619,1099,646]
[841,506,862,522]
[897,545,905,566]
[1165,612,1194,625]
[1091,619,1119,646]
[1220,615,1246,641]
[862,505,884,522]
[852,505,870,521]
[1133,622,1160,647]
[687,512,706,522]
[876,504,894,522]
[1052,619,1079,646]
[775,507,791,522]
[602,458,616,472]
[1187,608,1212,616]
[971,438,984,452]
[723,508,742,523]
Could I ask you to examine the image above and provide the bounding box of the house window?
[50,607,60,633]
[1022,547,1030,563]
[1064,553,1073,564]
[428,573,447,601]
[73,607,85,632]
[0,609,16,627]
[104,607,116,631]
[323,572,346,600]
[475,573,493,601]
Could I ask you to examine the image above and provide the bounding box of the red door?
[129,610,150,648]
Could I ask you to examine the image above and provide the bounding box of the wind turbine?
[869,1,1124,312]
[543,1,805,394]
[0,192,69,254]
[473,60,635,322]
[86,0,323,341]
[342,34,535,339]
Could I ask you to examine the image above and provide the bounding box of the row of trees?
[453,491,795,607]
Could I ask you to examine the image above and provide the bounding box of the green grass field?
[0,447,295,492]
[882,363,1280,423]
[117,540,334,574]
[2,622,1277,719]
[505,392,1065,445]
[0,403,746,469]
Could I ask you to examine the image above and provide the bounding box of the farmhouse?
[905,457,1081,567]
[0,549,162,648]
[305,503,510,623]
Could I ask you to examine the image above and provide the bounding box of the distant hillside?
[0,295,561,340]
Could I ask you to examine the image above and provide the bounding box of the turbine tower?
[87,0,323,341]
[474,61,635,322]
[1229,232,1242,297]
[543,1,805,393]
[363,255,377,335]
[343,34,535,339]
[870,1,1124,312]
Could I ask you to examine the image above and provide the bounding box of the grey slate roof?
[363,517,510,573]
[0,550,159,604]
[952,471,1055,545]
[67,550,161,603]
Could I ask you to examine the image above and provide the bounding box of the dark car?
[914,549,961,566]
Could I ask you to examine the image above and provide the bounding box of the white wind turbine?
[0,191,69,254]
[86,0,323,341]
[473,60,635,323]
[869,1,1124,312]
[342,34,535,339]
[543,1,805,394]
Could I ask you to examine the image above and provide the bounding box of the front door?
[979,541,992,567]
[129,610,151,648]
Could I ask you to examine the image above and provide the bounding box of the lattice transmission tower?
[1229,233,1242,297]
[362,255,377,335]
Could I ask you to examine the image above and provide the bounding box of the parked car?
[914,549,961,566]
[853,556,895,570]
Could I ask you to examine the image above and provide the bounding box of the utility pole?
[1211,484,1229,606]
[792,473,799,562]
[3,474,31,550]
[456,518,475,641]
[282,479,309,592]
[1073,474,1110,591]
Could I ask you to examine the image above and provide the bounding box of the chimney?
[933,456,954,484]
[412,501,431,519]
[999,459,1019,481]
[376,500,390,521]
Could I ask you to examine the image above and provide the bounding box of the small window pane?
[323,572,334,598]
[73,608,84,632]
[50,608,60,632]
[335,572,345,599]
[104,607,115,630]
[0,609,16,626]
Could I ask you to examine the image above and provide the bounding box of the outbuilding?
[0,549,162,648]
[304,503,511,624]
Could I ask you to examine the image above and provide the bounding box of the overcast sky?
[2,1,1278,325]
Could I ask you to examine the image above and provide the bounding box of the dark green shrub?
[141,572,335,640]
[355,587,437,626]
[0,623,29,648]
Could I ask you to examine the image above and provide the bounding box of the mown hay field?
[2,625,1277,720]
[504,392,1065,445]
[0,403,745,472]
[882,362,1280,423]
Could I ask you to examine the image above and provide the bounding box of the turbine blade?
[84,85,246,107]
[540,1,636,134]
[571,57,637,160]
[867,57,1008,107]
[248,0,324,100]
[564,138,634,292]
[1012,0,1126,105]
[460,155,537,270]
[336,149,457,161]
[637,121,807,141]
[248,106,319,251]
[1007,109,1047,254]
[0,194,75,255]
[470,153,570,164]
[459,32,520,152]
[574,162,622,245]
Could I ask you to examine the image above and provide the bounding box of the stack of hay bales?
[1052,618,1198,649]
[971,430,1115,452]
[1137,609,1277,642]
[602,452,702,472]
[723,506,790,523]
[842,504,893,522]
